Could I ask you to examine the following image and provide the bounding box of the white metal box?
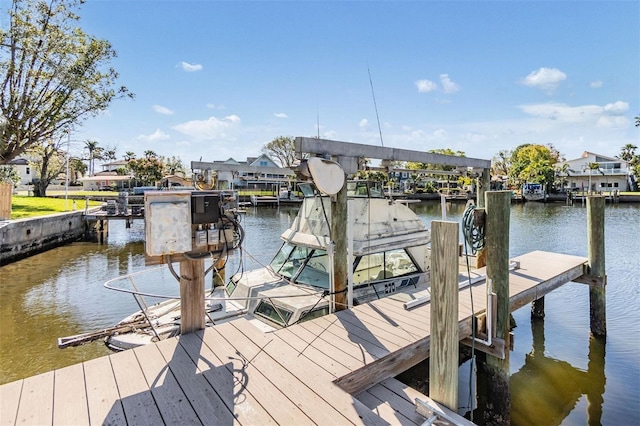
[144,191,192,256]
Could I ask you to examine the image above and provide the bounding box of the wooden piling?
[587,196,606,338]
[474,168,490,268]
[483,190,511,425]
[429,220,459,411]
[477,168,490,209]
[332,182,348,311]
[531,297,545,319]
[212,254,226,288]
[180,258,205,334]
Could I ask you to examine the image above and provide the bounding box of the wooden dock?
[0,250,587,425]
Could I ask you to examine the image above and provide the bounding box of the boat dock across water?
[0,250,587,425]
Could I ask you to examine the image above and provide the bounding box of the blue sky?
[70,0,638,166]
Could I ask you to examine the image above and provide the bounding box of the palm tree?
[144,150,158,159]
[620,144,637,162]
[84,140,100,176]
[124,151,136,161]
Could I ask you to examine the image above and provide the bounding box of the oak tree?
[0,0,132,164]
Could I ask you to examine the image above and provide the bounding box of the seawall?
[0,211,87,266]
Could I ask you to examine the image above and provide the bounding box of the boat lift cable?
[462,201,485,254]
[460,200,487,421]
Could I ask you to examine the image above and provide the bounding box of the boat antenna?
[316,103,320,139]
[368,65,384,147]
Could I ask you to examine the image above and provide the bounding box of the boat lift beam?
[295,137,492,174]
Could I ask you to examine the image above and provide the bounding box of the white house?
[7,157,32,185]
[200,155,293,190]
[556,151,631,192]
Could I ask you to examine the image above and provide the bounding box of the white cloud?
[415,75,459,94]
[323,130,337,139]
[359,118,369,128]
[137,129,170,142]
[152,104,174,115]
[206,103,226,110]
[273,112,288,119]
[590,80,603,88]
[439,74,460,94]
[173,115,241,140]
[415,79,437,93]
[521,67,567,92]
[180,61,203,72]
[603,101,628,115]
[519,101,629,127]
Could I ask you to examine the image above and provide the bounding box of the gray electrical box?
[191,192,221,224]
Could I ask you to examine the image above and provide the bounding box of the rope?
[462,201,485,255]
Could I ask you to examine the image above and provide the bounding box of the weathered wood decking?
[0,250,587,425]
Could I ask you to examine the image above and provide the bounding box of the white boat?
[227,180,431,329]
[522,183,546,201]
[92,180,431,350]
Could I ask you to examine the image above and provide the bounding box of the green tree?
[29,138,67,196]
[491,149,512,178]
[69,157,86,183]
[0,0,133,164]
[123,151,136,161]
[83,140,102,175]
[619,144,637,162]
[508,144,558,191]
[0,164,20,186]
[163,155,185,176]
[128,155,164,185]
[262,136,297,167]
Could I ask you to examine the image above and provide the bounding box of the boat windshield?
[295,249,329,288]
[270,242,329,288]
[270,242,420,289]
[353,248,419,284]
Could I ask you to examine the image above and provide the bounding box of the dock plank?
[352,302,427,340]
[234,319,390,426]
[132,342,202,425]
[334,307,417,346]
[109,348,164,426]
[219,320,355,425]
[200,323,314,425]
[83,356,125,426]
[271,326,353,377]
[300,319,386,363]
[285,320,368,371]
[309,316,395,357]
[178,331,276,425]
[0,380,21,425]
[154,337,237,425]
[53,364,89,426]
[15,371,53,425]
[356,390,418,426]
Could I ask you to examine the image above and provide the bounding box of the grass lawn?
[9,195,102,220]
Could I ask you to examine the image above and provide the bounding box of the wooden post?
[483,190,511,425]
[331,180,348,311]
[212,254,226,288]
[587,196,606,338]
[477,168,490,209]
[531,297,545,319]
[0,182,12,220]
[429,220,459,411]
[475,168,491,268]
[180,258,205,334]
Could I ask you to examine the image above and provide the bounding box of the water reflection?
[510,318,605,425]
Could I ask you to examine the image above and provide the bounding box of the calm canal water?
[1,200,638,425]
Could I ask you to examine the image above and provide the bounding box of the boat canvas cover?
[280,197,430,255]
